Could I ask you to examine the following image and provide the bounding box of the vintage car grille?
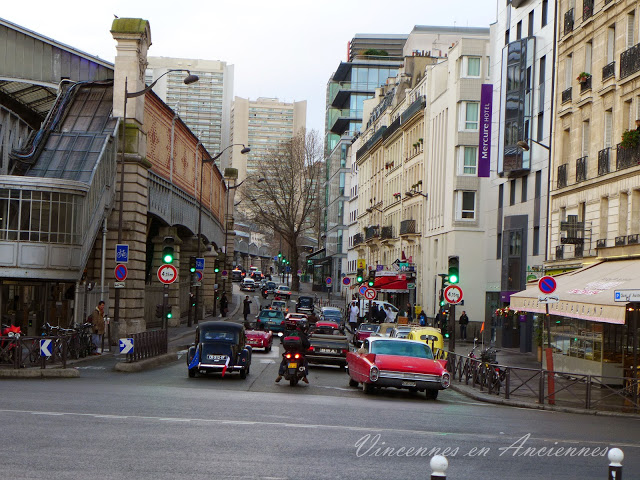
[379,370,441,382]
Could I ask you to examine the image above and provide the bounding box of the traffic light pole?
[448,304,456,352]
[162,284,169,332]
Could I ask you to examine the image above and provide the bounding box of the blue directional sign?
[116,244,129,263]
[195,257,205,271]
[40,339,52,357]
[286,266,291,272]
[119,338,134,354]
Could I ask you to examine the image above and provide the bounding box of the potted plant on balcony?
[620,128,640,149]
[576,72,591,83]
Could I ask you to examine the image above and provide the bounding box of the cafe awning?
[509,259,640,325]
[374,274,408,293]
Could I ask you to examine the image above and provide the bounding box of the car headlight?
[441,372,451,388]
[369,365,380,382]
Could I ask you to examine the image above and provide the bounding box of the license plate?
[320,348,337,354]
[288,363,297,369]
[402,381,416,387]
[207,354,227,361]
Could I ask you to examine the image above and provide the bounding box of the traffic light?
[278,252,282,258]
[214,261,220,273]
[368,270,375,287]
[356,268,364,283]
[448,256,459,284]
[155,304,163,318]
[189,256,197,273]
[162,236,175,264]
[166,305,173,319]
[440,299,446,307]
[442,311,450,338]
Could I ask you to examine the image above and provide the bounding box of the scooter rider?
[275,321,310,384]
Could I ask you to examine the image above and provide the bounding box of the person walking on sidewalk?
[243,296,252,327]
[220,293,228,317]
[90,300,105,354]
[348,301,359,334]
[459,311,469,340]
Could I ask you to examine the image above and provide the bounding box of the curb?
[450,384,639,418]
[0,367,79,378]
[114,352,180,373]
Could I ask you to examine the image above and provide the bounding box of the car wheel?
[188,368,196,378]
[425,389,439,400]
[240,368,247,379]
[362,382,374,395]
[339,364,346,371]
[349,377,359,387]
[265,342,272,353]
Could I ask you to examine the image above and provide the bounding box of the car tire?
[265,343,272,353]
[240,368,247,379]
[349,377,359,387]
[425,389,439,400]
[362,382,374,394]
[188,368,196,378]
[340,364,346,371]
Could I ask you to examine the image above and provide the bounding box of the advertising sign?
[477,83,493,178]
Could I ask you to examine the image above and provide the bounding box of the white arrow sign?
[40,339,52,357]
[119,338,134,354]
[538,294,559,304]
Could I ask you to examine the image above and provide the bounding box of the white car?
[274,285,291,298]
[240,278,256,291]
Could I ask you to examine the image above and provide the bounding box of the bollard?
[608,448,623,480]
[430,455,448,479]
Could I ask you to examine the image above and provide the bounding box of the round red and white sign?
[157,264,178,284]
[444,285,463,304]
[364,288,377,300]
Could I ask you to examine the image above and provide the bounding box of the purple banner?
[478,84,493,178]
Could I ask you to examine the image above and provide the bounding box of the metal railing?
[580,76,592,92]
[0,336,72,369]
[438,350,640,414]
[365,225,380,241]
[616,142,640,170]
[557,164,567,188]
[380,225,394,240]
[583,0,594,21]
[125,330,168,363]
[564,8,574,35]
[620,43,640,79]
[602,61,615,81]
[556,245,564,260]
[598,148,610,175]
[576,156,587,182]
[561,87,572,104]
[353,233,364,246]
[400,219,417,235]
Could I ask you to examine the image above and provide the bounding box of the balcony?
[579,76,592,93]
[602,61,615,81]
[330,81,374,108]
[628,234,639,245]
[564,9,574,36]
[380,225,394,240]
[557,164,568,188]
[556,245,564,260]
[400,219,417,235]
[576,156,587,182]
[596,239,606,249]
[582,0,593,21]
[615,236,627,246]
[365,226,380,241]
[620,43,640,80]
[616,143,640,170]
[574,243,584,258]
[561,87,572,104]
[597,148,610,176]
[353,233,363,246]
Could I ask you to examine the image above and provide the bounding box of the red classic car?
[312,320,340,335]
[245,328,273,352]
[354,323,380,347]
[346,337,450,399]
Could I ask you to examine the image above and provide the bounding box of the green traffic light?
[214,267,220,273]
[368,280,374,287]
[163,253,173,263]
[356,275,363,283]
[449,274,458,284]
[166,312,173,319]
[444,333,450,338]
[190,266,196,273]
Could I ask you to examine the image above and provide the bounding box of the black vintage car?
[187,321,252,378]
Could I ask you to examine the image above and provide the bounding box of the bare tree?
[241,130,323,291]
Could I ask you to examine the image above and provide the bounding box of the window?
[464,57,481,77]
[528,11,534,37]
[461,102,479,130]
[582,120,590,157]
[497,232,502,259]
[565,54,573,89]
[517,21,522,40]
[456,191,476,220]
[521,175,528,203]
[460,146,478,175]
[535,170,542,198]
[541,0,548,27]
[599,197,609,239]
[604,110,613,148]
[510,179,517,206]
[585,41,592,74]
[498,184,504,209]
[505,29,510,46]
[533,226,540,256]
[627,12,635,49]
[607,26,615,64]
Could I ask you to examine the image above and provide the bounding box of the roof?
[199,321,244,331]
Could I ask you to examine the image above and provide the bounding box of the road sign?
[357,259,366,269]
[114,264,128,281]
[342,277,351,286]
[195,257,205,271]
[364,288,377,300]
[538,276,557,294]
[157,264,178,284]
[116,244,129,263]
[614,289,640,302]
[221,269,228,280]
[358,285,368,296]
[444,285,463,304]
[407,283,416,289]
[195,271,203,282]
[326,277,332,285]
[114,282,125,289]
[40,339,52,357]
[538,294,559,304]
[119,338,134,354]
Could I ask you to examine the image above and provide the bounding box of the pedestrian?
[384,305,393,323]
[459,310,469,340]
[370,303,379,322]
[418,311,427,326]
[220,293,228,317]
[349,301,359,333]
[90,300,105,355]
[243,295,252,327]
[406,302,413,322]
[376,305,387,324]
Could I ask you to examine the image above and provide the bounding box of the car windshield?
[259,310,284,320]
[371,340,434,359]
[201,330,238,342]
[324,308,341,316]
[298,297,313,306]
[278,286,290,292]
[267,282,276,289]
[359,324,379,332]
[272,301,286,307]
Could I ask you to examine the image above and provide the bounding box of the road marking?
[314,385,352,392]
[260,360,276,364]
[74,366,106,370]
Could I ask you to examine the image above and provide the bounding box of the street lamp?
[516,139,550,151]
[194,144,251,325]
[114,70,198,336]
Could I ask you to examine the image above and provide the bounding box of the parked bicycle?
[467,339,505,394]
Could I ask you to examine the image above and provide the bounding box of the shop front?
[373,272,409,314]
[510,259,640,384]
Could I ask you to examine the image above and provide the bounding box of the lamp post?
[194,144,250,326]
[114,70,198,336]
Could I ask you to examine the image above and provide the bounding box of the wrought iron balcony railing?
[574,243,584,258]
[597,148,610,175]
[400,219,417,235]
[353,233,363,246]
[564,9,574,35]
[615,235,627,246]
[576,156,587,182]
[583,0,594,21]
[365,225,380,241]
[380,225,394,240]
[596,239,606,249]
[602,61,615,81]
[556,245,564,260]
[580,76,592,93]
[620,43,640,79]
[561,87,572,104]
[628,234,639,245]
[557,164,568,188]
[616,143,640,170]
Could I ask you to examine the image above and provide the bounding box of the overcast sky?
[3,0,497,136]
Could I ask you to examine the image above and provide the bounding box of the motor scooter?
[1,324,22,365]
[279,333,308,386]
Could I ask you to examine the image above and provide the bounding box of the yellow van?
[407,327,444,354]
